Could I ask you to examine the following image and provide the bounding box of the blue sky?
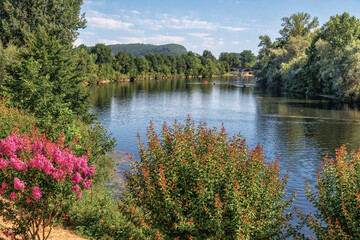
[76,0,360,58]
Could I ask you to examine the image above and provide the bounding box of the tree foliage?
[106,43,187,57]
[256,12,360,101]
[239,50,256,67]
[91,43,113,65]
[0,0,86,46]
[2,28,90,138]
[278,12,319,43]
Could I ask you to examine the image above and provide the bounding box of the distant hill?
[106,43,188,57]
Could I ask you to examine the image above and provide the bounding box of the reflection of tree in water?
[255,94,360,174]
[87,77,241,108]
[254,92,360,237]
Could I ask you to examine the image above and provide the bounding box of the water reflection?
[88,77,360,237]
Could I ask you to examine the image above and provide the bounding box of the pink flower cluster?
[14,178,25,190]
[0,131,96,200]
[0,183,7,194]
[33,186,42,200]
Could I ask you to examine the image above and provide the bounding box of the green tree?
[239,50,256,67]
[0,42,21,84]
[304,13,360,97]
[73,44,98,83]
[320,12,360,51]
[278,12,319,43]
[334,40,360,100]
[166,55,177,75]
[176,55,186,75]
[202,50,216,62]
[2,28,90,138]
[0,0,86,46]
[217,61,230,75]
[134,56,149,75]
[91,43,113,64]
[255,13,318,89]
[98,63,115,80]
[219,52,241,67]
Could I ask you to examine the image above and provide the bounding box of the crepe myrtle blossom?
[14,178,25,190]
[32,186,42,200]
[0,131,96,201]
[0,130,96,239]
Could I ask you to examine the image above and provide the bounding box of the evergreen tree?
[0,0,86,46]
[2,27,90,137]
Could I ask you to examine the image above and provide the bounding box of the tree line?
[255,12,360,101]
[77,43,257,83]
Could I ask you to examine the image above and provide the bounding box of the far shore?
[86,73,256,86]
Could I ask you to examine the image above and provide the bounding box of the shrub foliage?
[302,145,360,239]
[123,117,295,239]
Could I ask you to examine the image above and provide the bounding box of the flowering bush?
[123,117,295,239]
[300,145,360,239]
[0,128,96,239]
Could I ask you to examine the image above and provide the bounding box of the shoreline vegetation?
[255,12,360,103]
[80,43,256,86]
[92,73,239,85]
[1,0,360,237]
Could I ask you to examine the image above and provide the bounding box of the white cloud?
[87,17,133,30]
[86,10,105,17]
[220,26,247,31]
[200,37,216,49]
[231,41,241,44]
[188,33,211,38]
[84,0,105,7]
[130,10,140,14]
[98,39,123,45]
[74,38,86,46]
[84,31,97,35]
[118,35,186,44]
[168,18,217,30]
[139,15,246,32]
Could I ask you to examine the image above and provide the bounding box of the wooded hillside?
[104,43,188,56]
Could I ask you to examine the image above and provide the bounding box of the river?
[88,76,360,237]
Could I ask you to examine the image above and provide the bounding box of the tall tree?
[0,0,86,46]
[320,12,360,51]
[219,52,241,67]
[239,50,256,67]
[91,44,113,65]
[2,27,90,137]
[278,12,319,43]
[202,50,216,62]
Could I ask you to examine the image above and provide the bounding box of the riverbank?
[88,73,236,85]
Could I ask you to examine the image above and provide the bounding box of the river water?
[88,76,360,236]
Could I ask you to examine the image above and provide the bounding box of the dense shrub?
[0,99,36,140]
[66,190,134,239]
[0,129,95,239]
[301,145,360,239]
[123,117,295,239]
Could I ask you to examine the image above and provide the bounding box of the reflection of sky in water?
[89,77,360,238]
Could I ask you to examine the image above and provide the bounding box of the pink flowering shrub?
[0,129,96,240]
